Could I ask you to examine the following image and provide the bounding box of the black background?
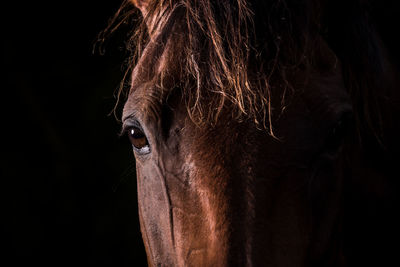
[3,0,147,266]
[2,1,399,266]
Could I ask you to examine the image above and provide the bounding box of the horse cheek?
[136,160,176,266]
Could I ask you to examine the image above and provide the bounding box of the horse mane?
[101,0,387,141]
[322,0,387,145]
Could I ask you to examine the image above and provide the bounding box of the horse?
[109,0,400,266]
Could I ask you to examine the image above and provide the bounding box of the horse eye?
[127,127,150,154]
[325,113,353,151]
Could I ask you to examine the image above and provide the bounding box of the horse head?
[119,0,399,266]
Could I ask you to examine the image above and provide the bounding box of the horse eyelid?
[120,118,144,137]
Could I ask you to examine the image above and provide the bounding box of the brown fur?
[102,0,388,143]
[102,0,326,136]
[103,1,399,266]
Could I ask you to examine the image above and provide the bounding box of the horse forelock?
[110,0,389,143]
[126,0,292,135]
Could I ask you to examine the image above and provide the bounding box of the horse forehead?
[130,41,170,89]
[129,25,182,95]
[124,37,184,119]
[131,7,184,84]
[122,49,168,118]
[124,62,178,121]
[122,81,163,123]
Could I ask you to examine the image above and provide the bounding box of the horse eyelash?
[119,118,143,137]
[118,126,129,138]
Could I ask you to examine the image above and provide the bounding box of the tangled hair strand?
[99,0,387,143]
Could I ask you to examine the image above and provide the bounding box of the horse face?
[123,1,353,266]
[123,76,352,266]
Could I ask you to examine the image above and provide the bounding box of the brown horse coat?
[113,0,400,266]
